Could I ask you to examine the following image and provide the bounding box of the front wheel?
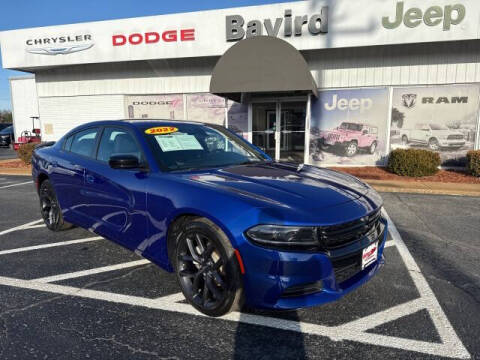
[344,141,358,157]
[428,138,440,151]
[174,218,243,317]
[369,141,377,154]
[39,180,73,231]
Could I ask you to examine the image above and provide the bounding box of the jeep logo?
[324,95,373,113]
[382,2,465,31]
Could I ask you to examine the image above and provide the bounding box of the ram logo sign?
[402,94,417,109]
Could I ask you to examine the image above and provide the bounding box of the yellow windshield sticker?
[145,126,178,135]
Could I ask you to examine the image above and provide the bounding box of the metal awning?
[210,36,318,102]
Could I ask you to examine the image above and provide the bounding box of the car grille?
[447,135,464,140]
[331,251,362,284]
[318,209,382,250]
[331,222,386,285]
[326,133,340,141]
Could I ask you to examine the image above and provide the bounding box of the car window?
[64,135,73,151]
[0,126,12,135]
[69,128,99,158]
[97,127,142,163]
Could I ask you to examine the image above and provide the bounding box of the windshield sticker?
[145,126,178,135]
[155,134,204,152]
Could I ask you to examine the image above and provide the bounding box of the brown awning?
[210,36,318,102]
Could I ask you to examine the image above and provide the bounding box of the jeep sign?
[382,2,466,31]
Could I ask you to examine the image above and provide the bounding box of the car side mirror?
[109,155,141,170]
[362,130,368,135]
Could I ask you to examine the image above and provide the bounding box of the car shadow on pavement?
[233,308,306,360]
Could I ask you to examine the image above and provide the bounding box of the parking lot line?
[0,236,104,255]
[0,219,43,236]
[0,181,33,189]
[33,259,151,283]
[0,210,470,359]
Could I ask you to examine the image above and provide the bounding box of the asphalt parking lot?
[0,175,478,359]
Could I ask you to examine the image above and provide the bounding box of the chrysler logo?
[26,44,94,56]
[25,34,94,56]
[402,94,417,109]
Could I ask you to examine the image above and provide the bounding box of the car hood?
[183,162,374,211]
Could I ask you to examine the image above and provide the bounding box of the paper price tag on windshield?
[155,134,203,152]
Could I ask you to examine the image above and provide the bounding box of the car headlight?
[245,225,318,248]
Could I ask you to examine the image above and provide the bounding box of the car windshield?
[339,123,362,131]
[429,124,449,130]
[0,126,12,134]
[143,123,269,172]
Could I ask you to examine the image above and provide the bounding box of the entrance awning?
[210,36,318,102]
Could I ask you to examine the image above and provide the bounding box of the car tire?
[401,135,409,146]
[369,141,377,154]
[39,180,74,232]
[174,217,243,317]
[344,141,358,157]
[428,138,440,151]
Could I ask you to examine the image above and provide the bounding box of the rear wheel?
[174,218,243,317]
[401,135,409,146]
[39,180,73,231]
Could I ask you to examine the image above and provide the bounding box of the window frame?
[63,126,101,159]
[94,125,149,169]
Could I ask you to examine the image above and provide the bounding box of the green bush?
[387,149,441,177]
[467,150,480,177]
[17,143,37,165]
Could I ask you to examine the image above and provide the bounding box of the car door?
[49,126,100,228]
[82,126,148,248]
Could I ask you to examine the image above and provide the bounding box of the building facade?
[1,0,480,166]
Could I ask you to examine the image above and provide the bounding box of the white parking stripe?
[0,210,470,359]
[0,237,103,255]
[0,219,43,236]
[0,181,33,189]
[34,259,150,283]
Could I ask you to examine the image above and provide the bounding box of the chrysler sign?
[25,34,94,55]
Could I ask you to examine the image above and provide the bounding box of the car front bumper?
[238,218,388,310]
[438,139,465,147]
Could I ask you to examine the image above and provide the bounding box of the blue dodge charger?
[32,120,387,317]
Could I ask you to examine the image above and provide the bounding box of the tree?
[391,107,405,129]
[0,110,12,123]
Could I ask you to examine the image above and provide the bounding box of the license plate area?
[362,241,378,270]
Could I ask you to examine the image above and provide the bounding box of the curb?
[0,169,31,176]
[370,185,480,197]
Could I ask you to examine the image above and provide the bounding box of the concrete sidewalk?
[367,179,480,197]
[0,164,479,197]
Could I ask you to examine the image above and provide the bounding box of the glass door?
[279,101,306,163]
[252,102,277,159]
[251,100,306,163]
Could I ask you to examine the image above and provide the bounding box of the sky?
[0,0,300,110]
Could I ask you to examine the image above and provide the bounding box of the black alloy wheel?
[39,180,72,231]
[174,218,242,317]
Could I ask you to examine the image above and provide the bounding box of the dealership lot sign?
[1,0,480,69]
[382,2,466,30]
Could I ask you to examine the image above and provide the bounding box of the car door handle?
[86,174,95,184]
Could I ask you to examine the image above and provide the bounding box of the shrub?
[467,150,480,177]
[17,143,37,165]
[387,149,441,177]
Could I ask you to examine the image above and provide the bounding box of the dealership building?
[1,0,480,166]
